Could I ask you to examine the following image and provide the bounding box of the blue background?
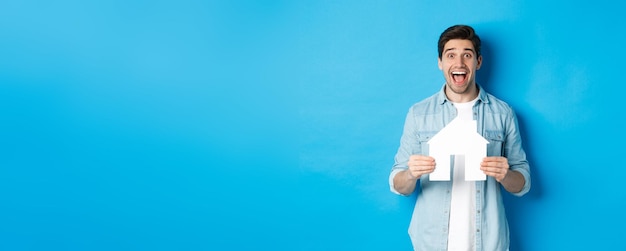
[1,1,624,250]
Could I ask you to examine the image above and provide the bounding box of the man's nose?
[454,56,464,65]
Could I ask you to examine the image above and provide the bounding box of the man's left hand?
[480,156,509,182]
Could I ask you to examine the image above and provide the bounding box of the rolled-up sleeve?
[389,168,405,195]
[389,107,420,195]
[505,109,531,196]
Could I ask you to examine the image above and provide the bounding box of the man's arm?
[393,155,436,195]
[500,169,525,193]
[393,170,418,195]
[481,156,525,193]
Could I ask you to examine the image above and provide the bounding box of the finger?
[408,159,436,167]
[410,164,435,172]
[410,155,435,162]
[481,168,498,175]
[410,162,436,171]
[481,160,507,168]
[481,165,502,173]
[412,166,435,175]
[483,157,509,165]
[482,166,507,175]
[481,162,499,168]
[483,156,505,161]
[415,159,436,166]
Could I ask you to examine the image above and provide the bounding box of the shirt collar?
[436,83,490,105]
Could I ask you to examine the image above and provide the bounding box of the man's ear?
[438,57,443,70]
[476,55,482,70]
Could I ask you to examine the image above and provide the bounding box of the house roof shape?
[428,118,488,147]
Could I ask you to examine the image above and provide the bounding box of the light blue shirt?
[389,84,531,251]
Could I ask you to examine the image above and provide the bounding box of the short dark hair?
[438,25,481,59]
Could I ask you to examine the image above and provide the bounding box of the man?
[389,25,531,251]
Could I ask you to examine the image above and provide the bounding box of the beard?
[446,80,474,95]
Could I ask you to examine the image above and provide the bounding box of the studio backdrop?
[1,1,624,250]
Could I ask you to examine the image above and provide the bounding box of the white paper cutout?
[427,118,488,181]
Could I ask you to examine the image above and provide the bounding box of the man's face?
[438,39,482,96]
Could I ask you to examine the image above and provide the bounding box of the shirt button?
[477,229,480,232]
[477,190,481,193]
[477,210,481,214]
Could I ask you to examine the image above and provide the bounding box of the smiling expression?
[438,39,482,102]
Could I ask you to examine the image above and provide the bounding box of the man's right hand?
[406,155,436,179]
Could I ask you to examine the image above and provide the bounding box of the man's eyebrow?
[444,47,476,54]
[464,48,476,53]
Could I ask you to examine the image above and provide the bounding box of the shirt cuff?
[389,168,406,195]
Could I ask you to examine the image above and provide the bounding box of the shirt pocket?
[416,131,438,156]
[484,130,504,156]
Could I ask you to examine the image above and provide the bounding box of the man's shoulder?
[483,92,515,113]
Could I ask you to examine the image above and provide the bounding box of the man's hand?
[480,156,509,182]
[407,155,436,179]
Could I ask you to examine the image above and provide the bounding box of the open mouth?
[451,71,467,84]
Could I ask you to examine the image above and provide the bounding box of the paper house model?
[428,118,488,181]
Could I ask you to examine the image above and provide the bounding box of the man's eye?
[464,54,472,58]
[447,54,454,58]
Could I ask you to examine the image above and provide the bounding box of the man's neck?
[445,83,479,103]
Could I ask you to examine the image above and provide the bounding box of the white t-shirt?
[447,98,478,251]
